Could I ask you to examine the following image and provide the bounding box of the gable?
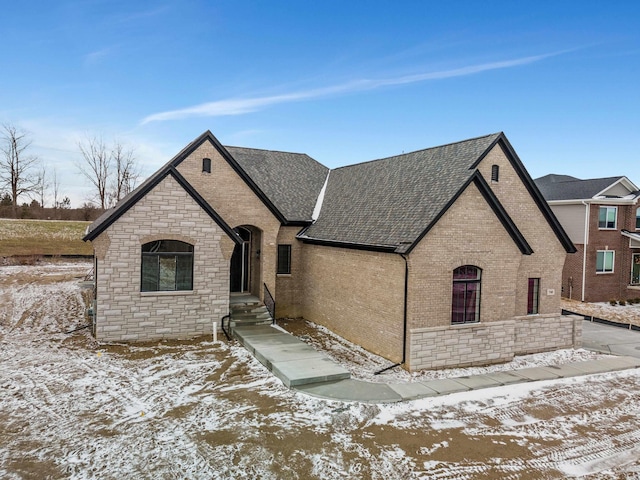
[476,141,574,255]
[84,165,241,245]
[173,141,283,232]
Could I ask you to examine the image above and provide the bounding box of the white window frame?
[632,253,640,285]
[598,206,618,230]
[596,250,615,274]
[636,207,640,231]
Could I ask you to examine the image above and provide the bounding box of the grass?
[0,219,93,256]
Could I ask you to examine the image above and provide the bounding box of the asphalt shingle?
[301,133,502,250]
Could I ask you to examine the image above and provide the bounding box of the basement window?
[141,240,194,291]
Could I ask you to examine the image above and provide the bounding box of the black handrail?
[220,314,231,341]
[263,283,275,324]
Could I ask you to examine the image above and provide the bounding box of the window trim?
[631,253,640,285]
[141,240,194,292]
[636,207,640,230]
[598,206,618,230]
[596,250,615,274]
[277,244,292,275]
[451,265,481,325]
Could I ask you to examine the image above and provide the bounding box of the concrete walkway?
[582,319,640,358]
[233,322,640,404]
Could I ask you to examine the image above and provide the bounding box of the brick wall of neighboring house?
[562,244,584,301]
[93,175,233,342]
[175,142,282,302]
[301,244,405,363]
[275,226,305,318]
[584,203,638,302]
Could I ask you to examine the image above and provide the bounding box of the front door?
[230,227,251,292]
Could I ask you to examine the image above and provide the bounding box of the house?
[84,130,579,371]
[534,174,640,303]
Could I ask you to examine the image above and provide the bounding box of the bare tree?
[77,136,110,209]
[35,165,49,209]
[52,167,61,216]
[77,136,139,209]
[110,141,138,204]
[0,124,40,218]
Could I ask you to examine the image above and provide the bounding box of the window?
[491,164,499,182]
[632,254,640,285]
[451,265,481,324]
[527,278,540,315]
[141,240,194,291]
[598,206,617,229]
[277,244,291,274]
[202,158,211,173]
[636,207,640,230]
[596,250,615,274]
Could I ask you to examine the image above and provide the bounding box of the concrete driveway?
[582,320,640,358]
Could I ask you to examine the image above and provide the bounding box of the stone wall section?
[410,314,581,370]
[513,314,582,354]
[94,174,231,342]
[301,244,405,362]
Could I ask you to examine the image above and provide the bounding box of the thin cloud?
[141,51,567,124]
[84,47,115,66]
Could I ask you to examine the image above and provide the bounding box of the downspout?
[374,253,408,374]
[581,201,590,302]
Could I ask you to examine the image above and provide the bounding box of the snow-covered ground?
[2,261,640,479]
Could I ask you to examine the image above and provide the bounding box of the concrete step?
[232,325,351,388]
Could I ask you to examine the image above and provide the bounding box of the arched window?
[141,240,194,292]
[452,265,481,324]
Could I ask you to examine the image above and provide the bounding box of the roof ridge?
[332,132,502,171]
[225,144,310,157]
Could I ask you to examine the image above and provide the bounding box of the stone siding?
[513,314,582,354]
[409,314,581,370]
[94,174,231,342]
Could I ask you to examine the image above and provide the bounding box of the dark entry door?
[230,227,251,292]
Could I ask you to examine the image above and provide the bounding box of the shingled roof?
[226,146,328,223]
[300,133,524,253]
[85,130,574,254]
[534,174,627,201]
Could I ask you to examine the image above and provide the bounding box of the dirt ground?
[2,261,640,479]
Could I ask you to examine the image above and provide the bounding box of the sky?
[1,0,639,207]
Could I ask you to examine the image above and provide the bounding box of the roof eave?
[296,234,398,253]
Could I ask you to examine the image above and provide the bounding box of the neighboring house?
[84,131,579,371]
[535,174,640,303]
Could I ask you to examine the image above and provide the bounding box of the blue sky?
[1,1,639,207]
